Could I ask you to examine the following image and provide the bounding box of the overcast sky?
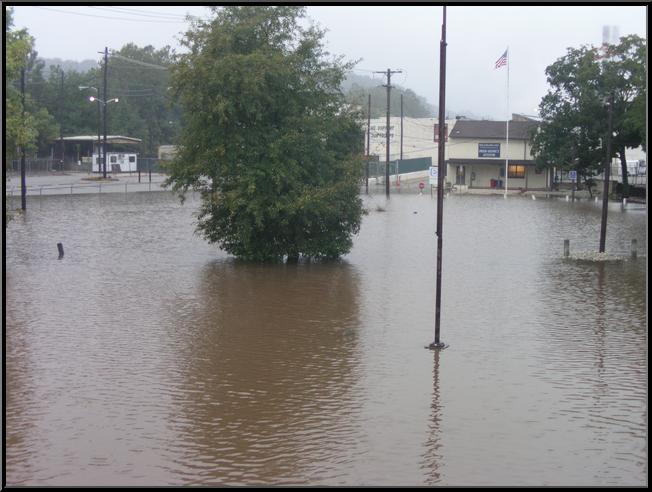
[10,5,647,119]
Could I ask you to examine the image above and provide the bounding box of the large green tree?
[5,7,43,160]
[531,35,646,197]
[165,6,365,262]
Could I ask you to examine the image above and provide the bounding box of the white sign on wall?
[429,166,439,185]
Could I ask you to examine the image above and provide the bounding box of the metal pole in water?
[366,93,371,195]
[428,6,448,351]
[631,239,637,259]
[599,93,614,253]
[57,243,64,259]
[564,239,570,258]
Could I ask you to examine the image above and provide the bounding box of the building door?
[456,165,466,185]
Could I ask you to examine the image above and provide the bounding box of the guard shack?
[56,135,142,173]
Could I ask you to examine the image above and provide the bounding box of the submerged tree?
[165,6,365,262]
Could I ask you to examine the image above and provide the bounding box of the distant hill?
[343,72,437,118]
[41,58,99,75]
[342,72,477,120]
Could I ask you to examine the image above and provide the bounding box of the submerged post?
[57,243,64,259]
[564,239,570,258]
[631,239,637,259]
[428,6,448,351]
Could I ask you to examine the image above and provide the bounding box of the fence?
[8,157,168,175]
[5,177,169,198]
[8,158,92,174]
[366,156,433,180]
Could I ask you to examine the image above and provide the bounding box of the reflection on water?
[420,349,442,485]
[163,261,365,485]
[5,192,647,485]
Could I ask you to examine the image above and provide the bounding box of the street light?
[87,96,119,178]
[79,86,102,174]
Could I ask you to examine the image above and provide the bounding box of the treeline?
[5,8,181,160]
[6,6,441,163]
[344,81,437,118]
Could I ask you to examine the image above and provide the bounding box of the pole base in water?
[426,342,448,350]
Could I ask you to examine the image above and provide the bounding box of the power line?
[32,6,186,23]
[87,6,192,20]
[110,53,169,70]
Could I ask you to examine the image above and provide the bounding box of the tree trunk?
[619,146,629,199]
[286,253,299,264]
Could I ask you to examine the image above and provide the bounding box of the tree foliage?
[5,7,45,160]
[531,35,646,195]
[165,6,365,262]
[13,38,181,157]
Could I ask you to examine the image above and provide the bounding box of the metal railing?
[5,178,169,197]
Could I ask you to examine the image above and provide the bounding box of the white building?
[446,119,547,190]
[365,117,547,191]
[366,116,457,163]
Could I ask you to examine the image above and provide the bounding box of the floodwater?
[4,191,647,486]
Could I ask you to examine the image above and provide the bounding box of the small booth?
[57,135,142,173]
[93,152,138,173]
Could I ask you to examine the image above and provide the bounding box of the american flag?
[495,49,507,69]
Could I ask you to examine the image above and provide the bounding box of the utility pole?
[102,47,108,179]
[429,5,447,350]
[96,88,101,172]
[400,93,404,161]
[375,68,402,198]
[20,66,26,211]
[59,70,65,172]
[599,92,614,253]
[366,94,371,195]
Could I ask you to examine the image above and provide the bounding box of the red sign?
[419,182,425,189]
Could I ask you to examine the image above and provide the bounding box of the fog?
[10,5,647,119]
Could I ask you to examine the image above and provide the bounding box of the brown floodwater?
[4,191,647,486]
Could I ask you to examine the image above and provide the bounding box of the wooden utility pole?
[102,47,108,179]
[20,66,26,211]
[366,94,371,195]
[429,6,448,350]
[375,68,402,198]
[599,92,614,253]
[400,93,404,161]
[59,70,65,172]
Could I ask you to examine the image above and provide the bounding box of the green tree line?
[5,5,435,164]
[5,7,181,160]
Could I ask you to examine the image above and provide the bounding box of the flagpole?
[505,46,509,199]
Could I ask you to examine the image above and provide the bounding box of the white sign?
[429,166,439,185]
[568,170,577,182]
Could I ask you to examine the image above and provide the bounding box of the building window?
[508,164,525,178]
[129,156,135,163]
[110,155,117,163]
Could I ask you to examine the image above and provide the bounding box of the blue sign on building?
[478,143,501,158]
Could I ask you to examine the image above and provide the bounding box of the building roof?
[450,120,538,140]
[60,135,142,145]
[448,158,536,166]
